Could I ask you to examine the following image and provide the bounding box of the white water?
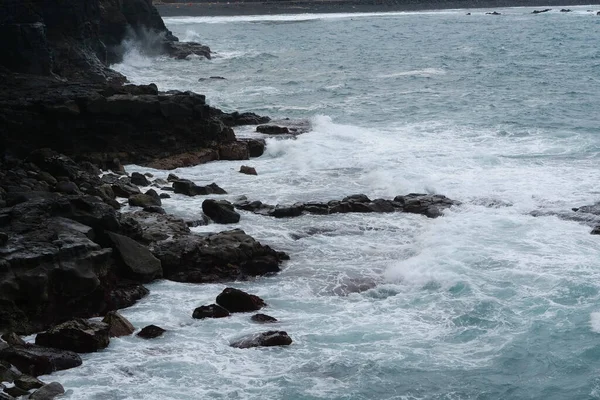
[54,7,600,399]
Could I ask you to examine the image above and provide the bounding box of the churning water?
[54,7,600,399]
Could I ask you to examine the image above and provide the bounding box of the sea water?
[53,7,600,399]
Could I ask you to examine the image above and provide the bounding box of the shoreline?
[156,1,599,17]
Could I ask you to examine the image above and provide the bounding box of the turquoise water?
[55,7,600,399]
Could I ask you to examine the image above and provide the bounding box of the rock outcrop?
[35,319,110,353]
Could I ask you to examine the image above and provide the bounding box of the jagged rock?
[128,193,161,208]
[137,325,165,339]
[119,211,190,244]
[106,231,162,282]
[256,125,289,135]
[112,182,141,198]
[152,229,287,283]
[393,193,457,218]
[105,282,149,311]
[35,319,110,353]
[216,288,266,313]
[486,11,501,15]
[192,304,230,319]
[14,374,44,391]
[239,166,257,175]
[0,344,82,376]
[202,199,240,224]
[219,142,249,161]
[172,180,227,197]
[30,382,64,400]
[130,172,150,186]
[0,333,25,347]
[102,311,135,337]
[230,331,292,349]
[251,314,277,323]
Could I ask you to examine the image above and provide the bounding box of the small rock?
[256,125,290,135]
[131,172,150,186]
[30,382,64,400]
[209,76,226,80]
[102,311,135,338]
[560,8,571,12]
[0,333,25,346]
[14,374,44,391]
[35,319,110,353]
[239,166,257,175]
[192,304,230,319]
[137,325,166,339]
[173,180,227,196]
[112,182,141,198]
[251,314,278,323]
[230,331,292,349]
[167,173,180,182]
[202,199,240,224]
[216,288,266,313]
[486,11,501,15]
[159,193,171,199]
[128,193,161,208]
[144,173,154,178]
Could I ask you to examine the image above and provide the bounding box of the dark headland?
[155,0,597,17]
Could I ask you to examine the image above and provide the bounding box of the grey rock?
[35,319,110,353]
[30,382,64,400]
[102,311,135,338]
[202,199,240,224]
[106,231,162,283]
[216,288,266,313]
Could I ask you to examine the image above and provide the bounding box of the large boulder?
[151,229,287,283]
[192,304,230,319]
[216,288,266,313]
[202,199,240,224]
[0,344,82,376]
[106,231,162,282]
[230,331,292,349]
[102,311,135,337]
[130,172,150,186]
[30,382,64,400]
[35,319,110,353]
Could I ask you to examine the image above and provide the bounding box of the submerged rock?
[216,288,266,313]
[35,319,110,353]
[192,304,230,319]
[230,331,292,349]
[251,314,278,323]
[137,325,166,339]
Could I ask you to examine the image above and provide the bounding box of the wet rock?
[147,149,219,170]
[0,363,19,383]
[159,193,171,199]
[240,139,266,158]
[54,181,79,194]
[0,344,82,376]
[393,193,458,218]
[137,325,165,339]
[217,111,270,127]
[128,193,161,208]
[4,386,29,397]
[102,311,135,338]
[256,125,289,135]
[35,319,110,353]
[30,382,64,400]
[192,304,230,319]
[202,199,240,224]
[152,229,286,283]
[532,8,551,13]
[112,182,141,198]
[271,204,304,218]
[0,334,25,347]
[14,374,44,391]
[216,288,266,313]
[560,8,571,12]
[106,231,162,283]
[105,282,149,312]
[239,166,257,175]
[173,180,227,196]
[130,172,150,187]
[486,11,501,15]
[167,174,180,182]
[119,211,190,244]
[0,233,8,246]
[0,391,14,400]
[251,314,278,323]
[230,331,292,349]
[219,142,249,161]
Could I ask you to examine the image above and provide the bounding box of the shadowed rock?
[216,288,266,313]
[0,345,82,376]
[106,231,163,283]
[137,325,165,339]
[30,382,64,400]
[173,180,227,196]
[230,331,292,349]
[202,199,240,224]
[102,311,135,337]
[239,166,257,175]
[35,319,110,353]
[192,304,230,319]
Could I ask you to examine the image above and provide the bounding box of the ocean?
[52,7,600,399]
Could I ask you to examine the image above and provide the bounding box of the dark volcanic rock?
[241,139,266,158]
[230,331,292,349]
[173,180,227,196]
[147,149,219,170]
[30,381,64,400]
[216,288,266,313]
[192,304,230,319]
[14,374,45,391]
[239,166,257,175]
[137,325,165,339]
[251,314,278,323]
[102,311,135,337]
[130,172,150,186]
[106,231,162,283]
[216,111,270,127]
[35,319,110,353]
[202,199,240,224]
[128,193,161,208]
[152,229,287,283]
[256,125,290,135]
[532,8,552,13]
[486,11,502,15]
[393,193,457,218]
[0,344,82,376]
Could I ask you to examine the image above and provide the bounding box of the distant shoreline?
[156,1,599,17]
